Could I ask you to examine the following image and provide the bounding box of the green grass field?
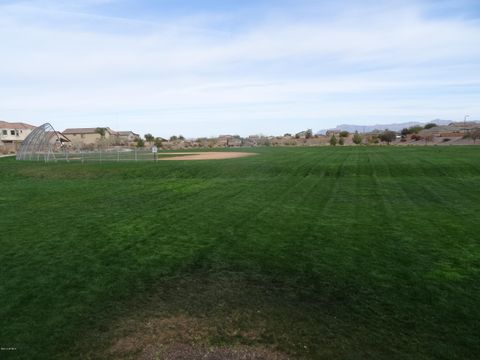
[1,147,479,359]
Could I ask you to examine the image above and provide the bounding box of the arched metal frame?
[16,123,62,162]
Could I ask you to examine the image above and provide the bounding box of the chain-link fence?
[50,148,162,162]
[16,123,164,162]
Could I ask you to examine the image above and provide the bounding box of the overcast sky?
[1,0,479,137]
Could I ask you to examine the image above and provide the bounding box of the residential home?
[295,131,307,139]
[117,131,140,145]
[227,138,242,147]
[419,125,463,138]
[449,121,480,129]
[243,138,257,147]
[217,135,233,147]
[0,120,36,153]
[62,127,119,147]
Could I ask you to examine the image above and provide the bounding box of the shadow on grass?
[70,270,420,360]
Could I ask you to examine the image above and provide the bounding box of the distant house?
[295,131,307,139]
[449,121,480,129]
[217,135,233,147]
[0,120,36,153]
[227,138,242,147]
[419,125,463,138]
[62,127,119,147]
[117,131,140,145]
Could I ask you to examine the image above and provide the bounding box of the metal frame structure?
[16,123,63,162]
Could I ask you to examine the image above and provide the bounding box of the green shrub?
[330,135,337,146]
[353,131,363,145]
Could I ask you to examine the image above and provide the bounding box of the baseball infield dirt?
[159,152,258,161]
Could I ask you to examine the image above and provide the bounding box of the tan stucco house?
[0,120,36,153]
[117,131,140,145]
[62,127,120,147]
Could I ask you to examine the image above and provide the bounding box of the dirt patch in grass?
[142,344,289,360]
[74,271,423,360]
[108,314,289,359]
[159,152,258,161]
[81,273,315,359]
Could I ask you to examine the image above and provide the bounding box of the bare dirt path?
[159,152,258,161]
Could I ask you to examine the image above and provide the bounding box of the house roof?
[117,131,139,137]
[0,121,36,130]
[63,128,97,134]
[449,121,480,128]
[63,127,118,135]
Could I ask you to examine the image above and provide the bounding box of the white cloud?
[0,0,479,136]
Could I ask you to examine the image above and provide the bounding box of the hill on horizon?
[316,119,452,135]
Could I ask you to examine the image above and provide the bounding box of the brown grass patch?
[74,273,321,360]
[107,314,289,360]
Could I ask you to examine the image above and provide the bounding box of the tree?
[379,130,397,144]
[178,135,185,140]
[368,135,380,144]
[95,127,106,138]
[408,126,423,134]
[170,135,178,141]
[352,131,363,145]
[424,123,437,129]
[330,134,337,146]
[154,137,163,147]
[284,133,292,137]
[339,131,349,138]
[401,128,410,136]
[95,127,108,148]
[306,129,313,139]
[144,133,154,143]
[472,129,480,144]
[338,137,345,145]
[135,138,145,148]
[465,129,480,144]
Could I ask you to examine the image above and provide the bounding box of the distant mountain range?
[316,119,452,135]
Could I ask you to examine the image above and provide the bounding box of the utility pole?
[464,115,470,134]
